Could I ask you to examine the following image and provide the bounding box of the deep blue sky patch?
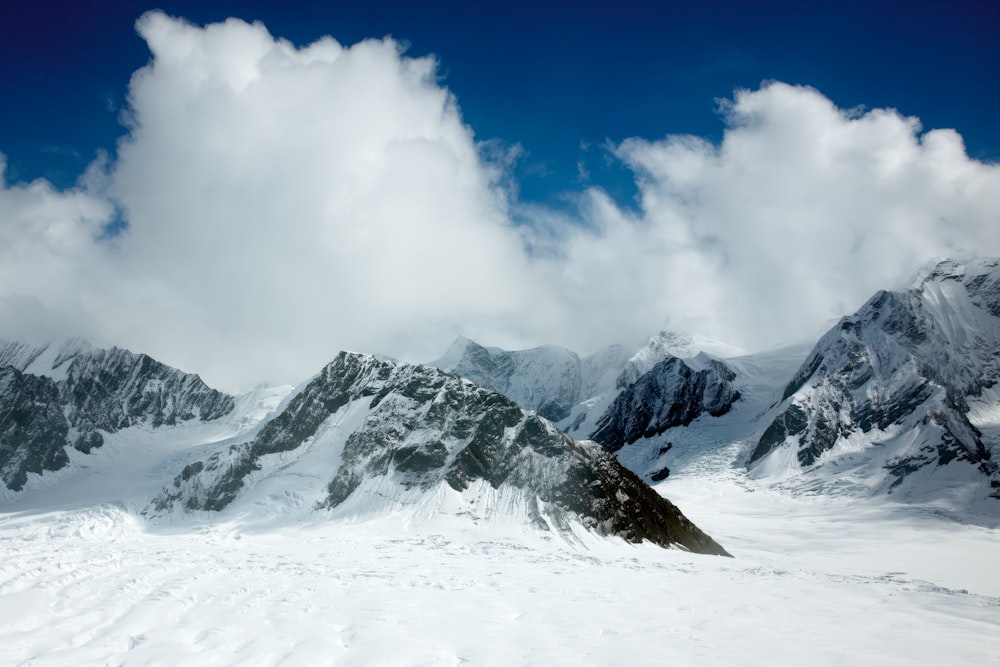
[0,0,996,208]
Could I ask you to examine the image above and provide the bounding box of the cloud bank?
[551,82,1000,352]
[1,13,998,390]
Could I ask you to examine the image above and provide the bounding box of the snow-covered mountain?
[431,332,742,477]
[151,351,731,555]
[0,340,235,491]
[5,257,998,536]
[592,355,740,453]
[615,331,745,389]
[432,260,1000,513]
[5,266,1000,666]
[429,336,631,422]
[748,258,1000,504]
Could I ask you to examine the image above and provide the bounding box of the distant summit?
[430,332,742,477]
[431,260,1000,513]
[431,337,591,422]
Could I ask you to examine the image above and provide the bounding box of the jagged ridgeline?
[0,341,234,491]
[429,336,622,422]
[592,356,740,453]
[152,352,731,556]
[749,258,1000,499]
[430,333,742,452]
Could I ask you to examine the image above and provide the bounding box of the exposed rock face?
[430,334,743,464]
[61,347,235,431]
[592,356,740,453]
[749,259,1000,498]
[0,368,71,492]
[0,340,235,491]
[152,352,731,555]
[615,331,700,389]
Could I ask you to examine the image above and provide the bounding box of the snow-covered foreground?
[2,450,999,667]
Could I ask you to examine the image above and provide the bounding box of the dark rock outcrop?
[152,352,731,555]
[0,368,71,492]
[591,357,740,453]
[0,341,235,491]
[750,258,1000,498]
[61,347,234,431]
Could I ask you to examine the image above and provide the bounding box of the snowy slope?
[0,339,236,491]
[151,351,730,555]
[592,355,741,454]
[2,270,1000,664]
[609,343,812,484]
[616,330,746,388]
[748,258,1000,508]
[0,338,94,382]
[0,383,291,508]
[2,413,998,667]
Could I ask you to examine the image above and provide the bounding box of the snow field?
[2,322,1000,666]
[2,459,999,667]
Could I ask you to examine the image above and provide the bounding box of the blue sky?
[1,1,997,207]
[1,1,998,389]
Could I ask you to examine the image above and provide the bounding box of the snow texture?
[1,422,997,666]
[2,259,1000,664]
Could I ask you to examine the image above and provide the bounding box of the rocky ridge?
[151,352,731,555]
[0,340,234,491]
[432,333,742,478]
[749,258,1000,500]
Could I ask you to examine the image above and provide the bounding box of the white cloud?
[100,12,550,388]
[0,155,113,341]
[547,82,1000,353]
[1,16,999,390]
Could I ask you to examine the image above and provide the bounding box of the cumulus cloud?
[547,82,1000,352]
[1,14,999,390]
[0,155,113,341]
[102,12,552,388]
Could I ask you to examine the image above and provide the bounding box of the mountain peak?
[429,338,583,422]
[150,351,730,555]
[910,257,1000,290]
[0,339,235,491]
[750,257,1000,504]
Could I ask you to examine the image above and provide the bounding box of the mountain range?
[0,339,233,492]
[2,258,998,555]
[0,338,730,555]
[431,258,1000,511]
